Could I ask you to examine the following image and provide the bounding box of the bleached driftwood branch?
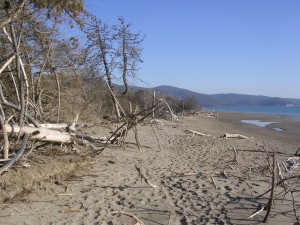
[223,133,249,139]
[5,124,72,143]
[160,99,178,121]
[210,175,218,189]
[283,157,300,173]
[0,114,9,159]
[135,165,157,188]
[28,123,68,130]
[69,113,79,134]
[112,210,145,225]
[185,129,210,137]
[3,124,110,146]
[248,204,265,218]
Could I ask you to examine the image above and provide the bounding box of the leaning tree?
[84,15,144,119]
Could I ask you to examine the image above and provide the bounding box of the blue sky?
[84,0,300,98]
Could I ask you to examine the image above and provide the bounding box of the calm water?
[206,106,300,120]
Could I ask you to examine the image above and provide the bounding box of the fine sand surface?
[0,112,300,225]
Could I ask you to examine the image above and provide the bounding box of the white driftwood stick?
[248,205,265,218]
[75,134,108,142]
[285,157,300,173]
[0,114,9,159]
[210,175,218,189]
[277,162,285,183]
[221,170,229,179]
[161,99,178,121]
[112,210,145,225]
[135,165,157,188]
[69,113,79,133]
[185,129,210,137]
[223,133,249,139]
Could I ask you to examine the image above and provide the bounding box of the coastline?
[0,112,299,224]
[216,112,300,154]
[207,105,300,122]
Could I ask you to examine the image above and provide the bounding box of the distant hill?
[114,84,300,107]
[151,85,300,107]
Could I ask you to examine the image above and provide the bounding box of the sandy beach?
[1,112,300,225]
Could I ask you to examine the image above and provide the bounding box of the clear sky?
[84,0,300,99]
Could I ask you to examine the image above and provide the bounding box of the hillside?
[152,85,300,107]
[115,84,300,107]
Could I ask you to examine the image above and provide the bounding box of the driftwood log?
[3,124,109,144]
[223,133,249,139]
[185,129,210,137]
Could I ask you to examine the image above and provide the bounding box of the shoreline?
[206,106,300,122]
[219,111,300,132]
[0,112,300,224]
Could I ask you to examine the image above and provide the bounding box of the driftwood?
[248,204,265,218]
[233,148,238,164]
[135,165,157,188]
[210,175,218,189]
[283,157,300,173]
[185,129,210,137]
[5,124,73,143]
[75,134,108,142]
[0,97,163,174]
[223,133,249,139]
[221,170,228,179]
[263,150,276,223]
[112,210,145,225]
[28,123,68,130]
[195,110,219,119]
[69,113,79,134]
[0,114,9,159]
[277,162,285,186]
[161,99,178,121]
[4,124,110,145]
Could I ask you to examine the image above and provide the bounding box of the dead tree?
[84,15,144,119]
[113,16,144,95]
[84,16,123,119]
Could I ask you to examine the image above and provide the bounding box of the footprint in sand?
[224,185,232,191]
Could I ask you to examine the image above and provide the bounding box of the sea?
[206,106,300,121]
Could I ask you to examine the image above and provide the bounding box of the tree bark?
[0,133,29,175]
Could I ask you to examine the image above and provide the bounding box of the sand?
[0,112,300,224]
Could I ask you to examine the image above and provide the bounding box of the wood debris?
[112,210,145,225]
[135,165,157,188]
[185,129,210,137]
[223,133,249,139]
